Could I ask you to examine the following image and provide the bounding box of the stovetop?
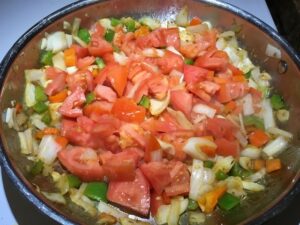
[0,1,299,225]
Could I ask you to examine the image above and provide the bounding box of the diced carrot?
[48,89,68,103]
[198,185,227,213]
[251,159,265,171]
[232,75,246,83]
[43,127,60,135]
[134,25,150,38]
[224,101,236,113]
[249,129,270,147]
[35,131,44,139]
[92,68,99,76]
[189,16,202,26]
[266,159,281,173]
[15,103,23,113]
[55,136,69,148]
[64,48,77,67]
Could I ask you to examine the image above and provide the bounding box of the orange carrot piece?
[249,129,270,147]
[198,185,227,213]
[55,136,69,148]
[134,25,150,38]
[49,89,68,103]
[251,159,265,171]
[43,127,60,135]
[64,48,77,67]
[266,159,282,173]
[35,131,44,139]
[189,16,202,26]
[232,75,246,83]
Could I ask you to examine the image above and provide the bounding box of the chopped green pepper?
[218,192,240,211]
[95,57,105,69]
[270,94,285,110]
[215,170,228,181]
[184,58,194,65]
[203,160,214,168]
[32,102,48,114]
[67,174,81,188]
[104,29,115,42]
[187,199,199,210]
[84,182,108,202]
[111,18,121,27]
[138,95,150,108]
[124,20,136,32]
[244,70,252,79]
[35,86,47,102]
[85,92,95,104]
[30,160,44,175]
[40,50,53,66]
[78,28,91,44]
[243,115,264,130]
[229,163,252,179]
[41,111,52,125]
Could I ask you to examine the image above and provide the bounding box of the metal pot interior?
[0,0,299,224]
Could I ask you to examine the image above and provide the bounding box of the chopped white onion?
[183,137,217,160]
[223,176,245,197]
[247,168,266,182]
[41,192,66,204]
[66,34,73,47]
[157,139,176,156]
[175,6,189,27]
[52,52,66,70]
[192,103,216,118]
[97,201,127,219]
[113,51,129,65]
[167,198,181,225]
[99,18,113,30]
[239,157,251,170]
[189,159,215,200]
[166,107,193,130]
[240,146,261,159]
[268,127,292,139]
[234,131,248,147]
[30,114,47,130]
[262,99,275,130]
[66,66,78,74]
[139,16,161,30]
[142,48,165,57]
[25,69,47,88]
[70,187,97,216]
[24,82,36,107]
[150,149,163,162]
[242,94,254,116]
[46,31,68,53]
[262,136,288,157]
[38,135,62,164]
[276,109,290,122]
[265,43,281,59]
[18,128,34,155]
[242,181,265,192]
[169,69,184,84]
[49,103,63,123]
[155,205,171,225]
[186,23,209,34]
[72,17,81,35]
[166,46,183,58]
[5,108,17,129]
[72,35,88,47]
[149,91,170,115]
[212,156,234,173]
[219,31,235,38]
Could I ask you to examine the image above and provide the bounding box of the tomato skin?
[150,193,163,216]
[106,65,128,97]
[67,69,94,92]
[144,134,161,163]
[164,161,190,197]
[162,28,180,49]
[107,169,150,216]
[77,56,95,69]
[94,84,117,103]
[70,44,89,58]
[88,36,113,56]
[183,64,209,84]
[215,138,239,157]
[140,162,172,194]
[170,90,193,117]
[112,97,146,123]
[83,101,112,120]
[45,72,66,96]
[58,146,104,181]
[206,118,237,140]
[59,87,85,118]
[156,50,184,74]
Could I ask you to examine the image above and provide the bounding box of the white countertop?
[0,1,275,225]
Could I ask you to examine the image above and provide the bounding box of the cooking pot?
[0,0,299,224]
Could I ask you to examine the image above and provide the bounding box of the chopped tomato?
[170,90,193,117]
[112,97,146,123]
[70,44,89,58]
[215,138,239,157]
[136,29,166,49]
[141,117,179,133]
[162,28,180,49]
[106,64,128,97]
[217,82,248,103]
[228,63,243,76]
[183,64,209,84]
[140,162,172,194]
[94,84,117,102]
[67,69,94,92]
[90,23,105,37]
[249,129,270,147]
[45,72,66,96]
[206,118,237,140]
[77,56,95,69]
[103,158,136,181]
[164,161,190,197]
[189,17,202,26]
[156,50,184,74]
[107,169,150,216]
[58,146,104,181]
[150,193,163,216]
[45,67,66,79]
[88,36,113,56]
[59,87,85,118]
[144,134,161,163]
[83,101,112,120]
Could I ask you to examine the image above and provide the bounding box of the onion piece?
[267,127,292,139]
[157,139,176,156]
[41,192,66,204]
[186,23,209,34]
[25,69,47,88]
[139,16,161,30]
[30,114,47,130]
[18,128,34,155]
[242,181,265,192]
[142,48,165,57]
[175,6,189,27]
[38,135,62,164]
[99,18,113,30]
[240,146,261,159]
[183,137,217,160]
[192,103,216,118]
[262,99,275,130]
[247,169,266,182]
[212,156,234,173]
[223,176,245,197]
[113,51,129,65]
[276,109,290,122]
[166,107,193,130]
[167,198,181,225]
[166,46,183,58]
[150,149,163,162]
[72,17,81,35]
[242,94,254,116]
[72,35,88,47]
[46,31,68,53]
[262,136,288,157]
[149,91,170,116]
[52,52,66,70]
[234,131,248,147]
[155,205,171,225]
[97,201,127,219]
[219,31,235,38]
[239,157,251,170]
[265,43,281,59]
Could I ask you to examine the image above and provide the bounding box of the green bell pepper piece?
[104,29,115,42]
[30,160,44,175]
[111,18,121,27]
[270,94,285,110]
[187,199,199,210]
[67,174,81,188]
[230,163,252,179]
[84,182,108,202]
[85,92,95,105]
[203,160,214,169]
[78,28,91,44]
[138,95,150,108]
[35,86,48,102]
[215,170,228,181]
[41,111,52,125]
[184,58,194,65]
[243,115,264,130]
[244,70,252,79]
[95,57,105,69]
[32,102,48,114]
[124,20,136,32]
[218,192,240,211]
[40,50,53,66]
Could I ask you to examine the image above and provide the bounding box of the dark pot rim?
[0,0,299,225]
